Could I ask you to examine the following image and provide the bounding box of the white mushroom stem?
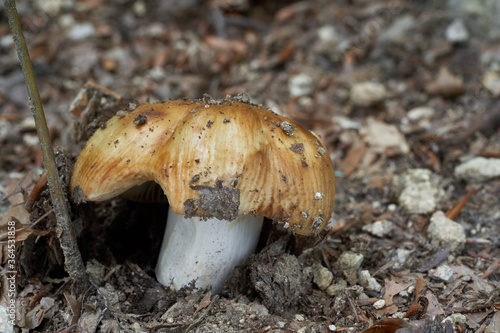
[155,208,264,294]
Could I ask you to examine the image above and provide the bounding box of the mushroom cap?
[70,97,335,235]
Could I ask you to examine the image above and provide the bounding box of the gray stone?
[392,248,414,270]
[407,106,435,121]
[358,270,382,292]
[289,73,314,97]
[68,23,95,41]
[312,264,333,291]
[427,211,466,252]
[378,15,417,44]
[445,18,469,42]
[336,251,364,271]
[454,157,500,182]
[326,279,347,297]
[397,169,444,214]
[350,82,387,107]
[430,265,456,283]
[362,219,394,238]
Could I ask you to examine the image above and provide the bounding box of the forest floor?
[1,0,500,332]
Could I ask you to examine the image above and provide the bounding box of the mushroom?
[70,96,335,293]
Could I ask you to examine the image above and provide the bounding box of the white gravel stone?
[0,305,14,333]
[427,211,466,252]
[407,106,435,121]
[289,73,314,97]
[362,219,394,238]
[326,279,348,297]
[358,270,382,292]
[392,248,414,270]
[445,18,469,42]
[373,299,386,309]
[68,22,95,40]
[392,312,406,318]
[442,313,467,324]
[0,35,13,48]
[332,116,361,130]
[250,303,269,317]
[378,15,417,44]
[318,25,340,43]
[430,265,456,283]
[336,251,364,271]
[295,314,305,321]
[313,264,334,291]
[398,169,444,214]
[454,157,500,182]
[350,82,387,107]
[399,182,442,214]
[36,0,72,15]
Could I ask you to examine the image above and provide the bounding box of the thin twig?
[51,278,71,298]
[55,324,77,333]
[185,295,220,332]
[445,187,476,220]
[25,172,48,211]
[89,277,127,331]
[30,208,55,229]
[3,0,87,287]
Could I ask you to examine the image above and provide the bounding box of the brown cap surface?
[70,97,335,235]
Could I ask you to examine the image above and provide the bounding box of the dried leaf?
[0,227,49,243]
[415,276,427,296]
[360,318,411,333]
[485,311,500,333]
[424,290,445,317]
[425,67,465,98]
[64,292,82,325]
[342,139,366,176]
[360,119,409,156]
[376,280,412,315]
[405,296,428,319]
[194,291,212,314]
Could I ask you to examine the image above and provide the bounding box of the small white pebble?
[128,102,137,111]
[391,312,406,319]
[116,110,127,117]
[373,299,385,309]
[442,313,467,324]
[329,324,337,331]
[315,192,325,200]
[295,314,305,321]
